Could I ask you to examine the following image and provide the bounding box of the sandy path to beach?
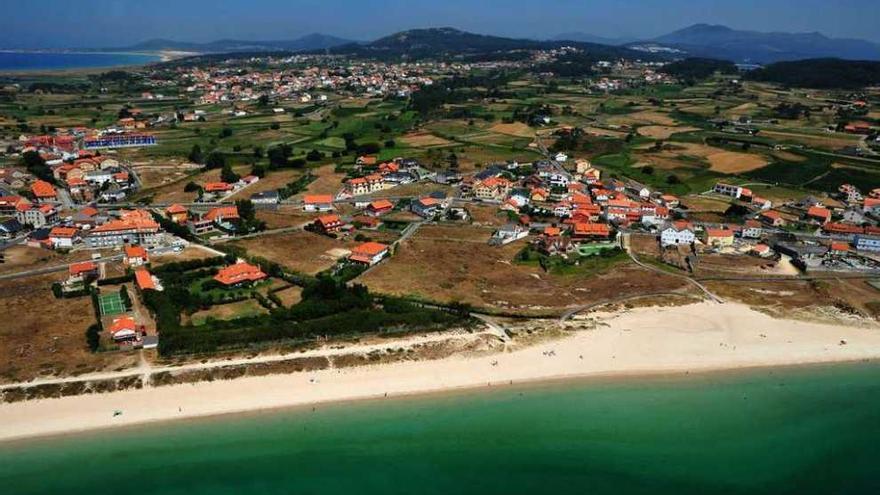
[2,302,880,442]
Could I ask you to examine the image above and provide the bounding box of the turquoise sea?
[2,363,880,494]
[0,52,161,71]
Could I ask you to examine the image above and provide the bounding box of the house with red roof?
[49,226,79,249]
[344,174,385,196]
[571,222,612,240]
[204,182,233,193]
[314,214,343,234]
[31,180,56,201]
[366,199,394,217]
[303,194,334,212]
[704,228,735,247]
[214,262,267,286]
[15,203,57,228]
[124,244,149,267]
[349,242,389,266]
[411,197,443,218]
[134,268,157,291]
[165,204,188,224]
[760,210,786,227]
[0,195,29,215]
[356,155,378,167]
[69,261,99,280]
[805,206,832,224]
[109,316,139,342]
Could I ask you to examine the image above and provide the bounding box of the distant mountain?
[119,34,354,53]
[551,32,634,46]
[638,24,880,63]
[324,27,656,61]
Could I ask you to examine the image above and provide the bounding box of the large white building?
[84,212,161,249]
[660,226,696,247]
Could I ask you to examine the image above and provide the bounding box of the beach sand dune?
[2,302,879,442]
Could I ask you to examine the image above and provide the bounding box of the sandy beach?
[2,301,880,443]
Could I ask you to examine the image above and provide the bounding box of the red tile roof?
[369,199,394,210]
[31,180,56,198]
[204,206,239,223]
[573,222,611,237]
[304,194,333,204]
[214,262,267,286]
[124,244,148,259]
[204,182,232,192]
[49,227,78,238]
[135,268,156,290]
[109,316,137,335]
[706,228,734,238]
[352,242,389,257]
[69,261,97,276]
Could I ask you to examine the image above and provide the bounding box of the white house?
[714,183,741,198]
[660,226,696,247]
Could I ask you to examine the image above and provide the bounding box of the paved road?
[0,245,183,281]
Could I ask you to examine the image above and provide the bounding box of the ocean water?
[0,52,160,71]
[2,363,880,494]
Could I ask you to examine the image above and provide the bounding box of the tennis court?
[98,292,126,316]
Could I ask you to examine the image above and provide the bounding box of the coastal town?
[1,28,880,412]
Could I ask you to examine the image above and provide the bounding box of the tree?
[219,127,233,139]
[306,149,324,162]
[188,144,204,164]
[221,163,240,183]
[85,324,101,352]
[20,151,53,182]
[184,181,202,193]
[447,152,459,171]
[205,151,226,170]
[119,286,132,310]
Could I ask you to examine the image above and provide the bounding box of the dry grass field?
[400,132,454,147]
[145,165,250,203]
[150,246,217,267]
[358,225,688,311]
[229,230,356,275]
[295,164,345,198]
[0,245,103,275]
[608,110,677,127]
[255,208,317,230]
[637,125,700,140]
[0,274,137,384]
[239,169,303,198]
[761,130,860,150]
[706,151,770,173]
[273,286,303,307]
[489,122,535,138]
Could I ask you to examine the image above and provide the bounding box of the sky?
[1,0,878,48]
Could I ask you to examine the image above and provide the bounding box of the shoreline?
[5,358,877,449]
[0,50,191,75]
[2,301,880,443]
